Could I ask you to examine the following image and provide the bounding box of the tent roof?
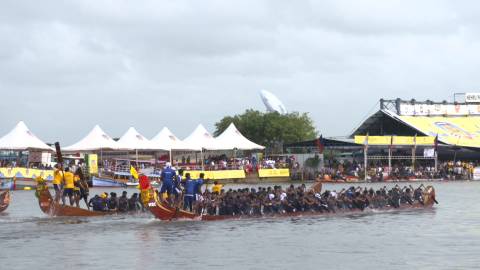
[215,123,265,150]
[183,124,219,150]
[116,127,155,150]
[63,125,120,151]
[150,127,195,151]
[0,121,53,151]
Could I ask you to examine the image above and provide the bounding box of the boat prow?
[0,190,10,213]
[36,182,111,217]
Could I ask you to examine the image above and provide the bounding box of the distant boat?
[91,176,127,188]
[260,90,288,114]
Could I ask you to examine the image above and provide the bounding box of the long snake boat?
[35,180,112,217]
[0,190,10,213]
[140,183,436,221]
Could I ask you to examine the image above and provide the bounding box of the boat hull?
[36,184,112,217]
[142,186,436,222]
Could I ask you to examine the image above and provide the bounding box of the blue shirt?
[161,167,176,185]
[184,178,196,195]
[195,178,204,194]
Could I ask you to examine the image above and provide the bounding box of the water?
[1,181,480,270]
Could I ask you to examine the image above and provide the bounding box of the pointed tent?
[116,127,155,150]
[0,121,53,151]
[63,125,120,151]
[183,124,219,151]
[215,123,265,150]
[150,127,195,151]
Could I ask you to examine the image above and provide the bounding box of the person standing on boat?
[52,164,63,202]
[62,167,75,206]
[160,162,176,204]
[183,173,196,212]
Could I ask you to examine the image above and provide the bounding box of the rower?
[62,167,75,206]
[52,164,63,202]
[160,162,176,204]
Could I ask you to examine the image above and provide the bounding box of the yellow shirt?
[212,184,223,193]
[53,170,63,185]
[64,172,75,189]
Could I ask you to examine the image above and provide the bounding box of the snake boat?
[140,183,436,221]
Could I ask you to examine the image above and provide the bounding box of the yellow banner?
[258,169,290,178]
[355,136,435,146]
[88,154,98,174]
[0,167,54,180]
[184,170,246,180]
[398,115,480,147]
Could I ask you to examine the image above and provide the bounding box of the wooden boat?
[0,190,10,213]
[91,176,127,188]
[35,180,112,217]
[141,185,437,221]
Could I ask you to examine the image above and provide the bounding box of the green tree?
[214,109,318,148]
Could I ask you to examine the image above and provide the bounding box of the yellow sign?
[88,154,98,174]
[0,167,54,180]
[354,136,434,146]
[398,115,480,147]
[184,170,246,180]
[258,169,290,178]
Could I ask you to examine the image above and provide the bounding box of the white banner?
[473,167,480,181]
[465,93,480,103]
[423,148,435,158]
[399,103,480,116]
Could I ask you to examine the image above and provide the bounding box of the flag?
[434,134,438,153]
[130,166,139,180]
[315,135,325,154]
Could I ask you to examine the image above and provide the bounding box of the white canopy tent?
[0,121,53,151]
[150,127,195,151]
[215,123,265,150]
[63,125,120,151]
[183,124,219,151]
[116,127,155,150]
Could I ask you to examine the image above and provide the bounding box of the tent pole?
[136,149,138,168]
[169,149,172,164]
[100,149,103,177]
[201,149,204,171]
[364,146,368,182]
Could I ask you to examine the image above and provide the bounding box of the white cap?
[166,162,172,167]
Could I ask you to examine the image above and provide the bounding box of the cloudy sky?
[1,0,479,144]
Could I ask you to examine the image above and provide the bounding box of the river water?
[0,181,479,270]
